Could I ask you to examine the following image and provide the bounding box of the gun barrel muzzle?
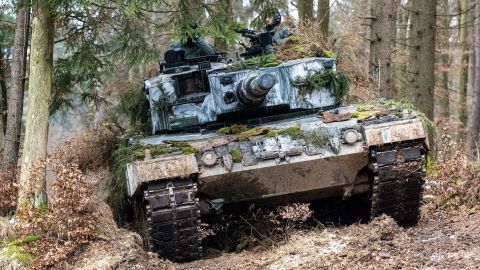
[237,73,276,106]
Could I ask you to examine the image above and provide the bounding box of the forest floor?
[71,178,480,270]
[176,207,480,270]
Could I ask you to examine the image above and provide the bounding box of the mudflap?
[369,140,426,226]
[134,176,202,262]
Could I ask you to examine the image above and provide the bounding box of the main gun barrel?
[236,73,276,106]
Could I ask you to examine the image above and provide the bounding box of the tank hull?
[197,145,369,205]
[126,111,426,204]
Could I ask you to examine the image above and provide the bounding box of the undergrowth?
[12,159,98,269]
[426,130,480,212]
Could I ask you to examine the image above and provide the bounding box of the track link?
[142,177,202,262]
[370,140,426,226]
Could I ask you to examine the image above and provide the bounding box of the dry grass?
[425,127,480,211]
[275,21,374,102]
[51,128,118,172]
[275,21,333,61]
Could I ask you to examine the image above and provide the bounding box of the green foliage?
[0,12,14,48]
[293,69,350,103]
[265,125,302,139]
[353,99,437,146]
[229,149,242,163]
[149,145,172,156]
[217,124,249,135]
[302,129,331,147]
[1,244,32,264]
[133,150,145,160]
[152,85,174,114]
[228,54,281,72]
[115,85,150,133]
[51,47,107,115]
[181,146,199,155]
[167,0,244,45]
[0,235,38,265]
[351,111,375,120]
[238,126,272,141]
[249,0,288,30]
[108,20,160,67]
[322,50,337,58]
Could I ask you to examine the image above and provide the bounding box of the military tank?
[124,29,428,262]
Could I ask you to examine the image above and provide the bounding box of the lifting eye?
[223,91,237,104]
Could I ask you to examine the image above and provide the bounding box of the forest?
[0,0,479,269]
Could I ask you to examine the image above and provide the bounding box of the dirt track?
[70,182,479,270]
[176,207,480,270]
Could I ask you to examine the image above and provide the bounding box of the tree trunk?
[436,0,452,119]
[0,45,6,153]
[466,1,480,160]
[297,0,314,22]
[456,0,469,136]
[18,1,54,206]
[394,0,409,98]
[3,2,30,169]
[369,0,396,98]
[317,0,330,37]
[406,0,436,119]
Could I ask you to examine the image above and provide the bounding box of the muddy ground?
[176,207,480,270]
[70,181,479,270]
[71,202,480,270]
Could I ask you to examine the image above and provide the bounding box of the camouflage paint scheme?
[145,57,337,134]
[126,56,427,208]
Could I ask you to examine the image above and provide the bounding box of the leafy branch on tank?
[227,54,281,72]
[292,69,350,103]
[153,85,174,113]
[115,85,151,133]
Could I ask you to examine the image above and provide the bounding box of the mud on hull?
[198,151,370,207]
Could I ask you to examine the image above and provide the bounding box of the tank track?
[370,140,426,226]
[141,177,202,262]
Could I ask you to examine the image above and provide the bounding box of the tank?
[125,31,428,262]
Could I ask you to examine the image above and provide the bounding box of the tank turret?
[236,73,276,106]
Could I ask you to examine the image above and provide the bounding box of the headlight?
[343,129,362,144]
